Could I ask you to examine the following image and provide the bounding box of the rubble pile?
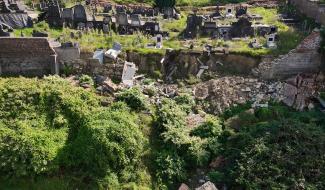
[282,73,324,111]
[193,76,285,114]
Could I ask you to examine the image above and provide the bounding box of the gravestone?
[47,0,62,27]
[266,33,277,48]
[229,17,254,38]
[143,21,160,35]
[103,4,112,13]
[0,24,10,36]
[62,8,73,25]
[156,34,163,49]
[103,23,109,34]
[122,61,137,86]
[235,5,247,18]
[116,12,128,26]
[105,42,122,60]
[130,14,142,27]
[163,7,175,19]
[116,5,126,14]
[185,14,203,38]
[225,5,234,18]
[73,4,87,25]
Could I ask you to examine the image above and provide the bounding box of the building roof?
[0,37,56,57]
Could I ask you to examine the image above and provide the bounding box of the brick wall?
[268,31,322,78]
[0,38,58,76]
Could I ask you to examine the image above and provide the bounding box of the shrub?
[116,87,147,111]
[79,74,94,86]
[174,93,195,113]
[155,150,186,185]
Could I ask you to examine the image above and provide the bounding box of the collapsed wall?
[0,37,58,76]
[256,31,322,79]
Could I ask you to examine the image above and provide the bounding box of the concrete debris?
[195,181,218,190]
[178,183,190,190]
[193,76,285,114]
[282,74,319,111]
[121,61,137,87]
[105,42,122,60]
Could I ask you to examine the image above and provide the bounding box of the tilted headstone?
[122,61,137,87]
[105,42,122,60]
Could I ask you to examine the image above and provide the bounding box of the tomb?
[62,8,73,26]
[73,4,87,26]
[184,14,203,39]
[266,33,277,48]
[0,37,58,76]
[229,17,254,38]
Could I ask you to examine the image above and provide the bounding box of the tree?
[154,0,176,9]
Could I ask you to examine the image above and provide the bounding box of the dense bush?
[61,104,145,180]
[0,77,146,188]
[116,87,148,111]
[214,105,325,189]
[154,98,222,187]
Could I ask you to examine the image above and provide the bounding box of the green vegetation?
[15,5,304,57]
[212,104,325,189]
[0,77,324,189]
[154,0,176,8]
[0,77,150,189]
[110,0,248,6]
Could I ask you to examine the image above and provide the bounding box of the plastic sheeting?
[0,13,30,29]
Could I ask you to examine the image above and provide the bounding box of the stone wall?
[54,46,80,63]
[291,0,325,26]
[0,37,58,76]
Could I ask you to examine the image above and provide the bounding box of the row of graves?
[184,4,278,48]
[0,0,33,31]
[39,0,175,36]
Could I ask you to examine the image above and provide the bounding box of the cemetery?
[0,0,325,189]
